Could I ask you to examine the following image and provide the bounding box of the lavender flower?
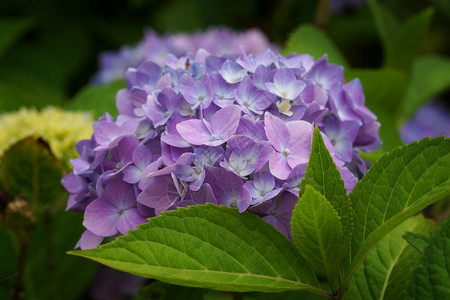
[64,48,381,249]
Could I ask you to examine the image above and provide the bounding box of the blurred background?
[0,0,449,299]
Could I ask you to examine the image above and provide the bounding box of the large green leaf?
[67,80,125,118]
[384,7,434,71]
[300,127,352,251]
[405,218,450,299]
[399,55,450,122]
[345,215,434,300]
[291,186,343,285]
[0,18,32,59]
[345,68,408,151]
[69,204,321,293]
[0,137,65,214]
[283,24,349,68]
[341,137,450,292]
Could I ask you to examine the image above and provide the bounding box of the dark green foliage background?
[0,0,449,299]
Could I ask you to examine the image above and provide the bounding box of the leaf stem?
[314,0,331,30]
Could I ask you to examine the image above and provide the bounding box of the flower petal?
[177,119,212,145]
[264,112,289,152]
[210,105,241,141]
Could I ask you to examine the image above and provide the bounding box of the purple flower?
[205,167,251,212]
[265,68,306,100]
[174,147,223,191]
[323,115,359,162]
[219,60,248,84]
[143,88,180,127]
[107,135,139,177]
[70,137,107,176]
[264,112,314,179]
[250,192,297,239]
[305,55,344,91]
[76,230,104,250]
[329,79,381,152]
[209,73,236,108]
[137,174,185,215]
[176,105,241,146]
[180,74,214,110]
[237,48,277,73]
[235,76,276,115]
[401,101,450,144]
[122,144,155,184]
[221,136,273,177]
[93,116,139,151]
[83,177,147,237]
[244,171,282,204]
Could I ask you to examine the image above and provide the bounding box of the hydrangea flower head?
[64,49,381,249]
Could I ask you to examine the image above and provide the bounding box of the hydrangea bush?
[63,48,381,249]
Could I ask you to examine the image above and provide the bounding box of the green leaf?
[367,0,401,47]
[299,126,352,282]
[291,186,343,284]
[399,55,450,122]
[405,218,450,299]
[69,204,320,293]
[345,68,408,151]
[402,232,431,254]
[301,127,352,248]
[384,8,434,71]
[0,18,32,59]
[283,24,349,68]
[67,80,125,118]
[0,137,65,214]
[345,215,434,300]
[342,137,450,291]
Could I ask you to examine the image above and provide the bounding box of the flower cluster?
[0,107,93,168]
[63,49,381,249]
[92,27,274,84]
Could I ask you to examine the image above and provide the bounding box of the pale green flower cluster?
[0,107,93,167]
